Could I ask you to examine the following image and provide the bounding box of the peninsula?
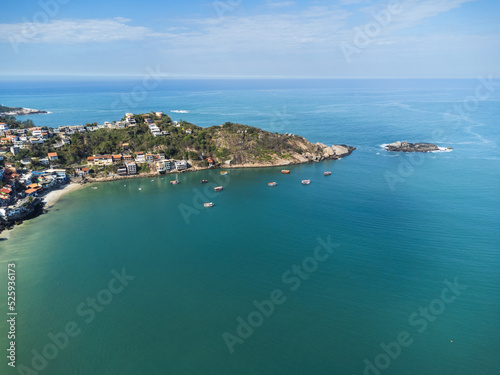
[0,105,48,116]
[0,111,355,230]
[384,141,452,152]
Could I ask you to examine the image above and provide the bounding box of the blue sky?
[0,0,499,78]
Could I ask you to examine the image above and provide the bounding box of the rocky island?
[384,141,452,153]
[0,105,48,116]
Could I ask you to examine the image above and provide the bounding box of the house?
[123,154,134,163]
[75,167,89,177]
[164,160,172,171]
[206,157,214,167]
[48,152,58,161]
[36,157,48,166]
[25,188,40,197]
[121,143,130,150]
[174,160,188,171]
[0,188,12,205]
[86,156,95,165]
[47,169,67,181]
[135,152,146,163]
[155,112,163,118]
[125,161,137,175]
[0,123,8,131]
[10,146,20,155]
[112,154,122,164]
[185,129,193,134]
[94,155,113,165]
[145,153,154,163]
[117,165,128,176]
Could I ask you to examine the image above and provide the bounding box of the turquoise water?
[0,79,499,374]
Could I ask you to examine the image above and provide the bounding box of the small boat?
[204,202,214,208]
[220,171,228,175]
[200,180,208,184]
[138,188,142,190]
[268,182,278,187]
[170,175,180,184]
[301,180,311,185]
[281,170,290,174]
[214,186,223,192]
[171,110,189,114]
[324,171,332,176]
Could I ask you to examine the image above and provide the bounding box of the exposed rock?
[0,107,48,116]
[384,141,451,153]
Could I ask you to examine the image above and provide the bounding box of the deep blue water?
[0,79,499,375]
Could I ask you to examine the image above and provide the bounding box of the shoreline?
[1,156,352,238]
[0,183,85,239]
[42,183,86,208]
[84,157,344,183]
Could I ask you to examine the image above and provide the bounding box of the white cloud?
[0,0,483,59]
[266,1,296,8]
[0,17,162,44]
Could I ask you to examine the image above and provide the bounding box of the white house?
[174,160,188,171]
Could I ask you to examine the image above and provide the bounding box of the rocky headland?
[0,105,48,116]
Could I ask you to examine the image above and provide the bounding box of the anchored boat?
[204,202,214,208]
[170,175,180,184]
[281,170,290,174]
[200,180,208,183]
[220,171,228,175]
[214,186,223,192]
[268,182,278,187]
[324,171,332,176]
[301,180,311,185]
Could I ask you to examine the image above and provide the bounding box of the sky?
[0,0,499,78]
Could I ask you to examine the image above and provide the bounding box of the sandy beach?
[42,183,85,208]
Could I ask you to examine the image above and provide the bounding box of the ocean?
[0,78,499,374]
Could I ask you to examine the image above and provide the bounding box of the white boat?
[214,186,223,192]
[170,175,180,185]
[171,110,189,113]
[324,171,332,176]
[268,182,278,187]
[301,180,311,185]
[204,202,214,208]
